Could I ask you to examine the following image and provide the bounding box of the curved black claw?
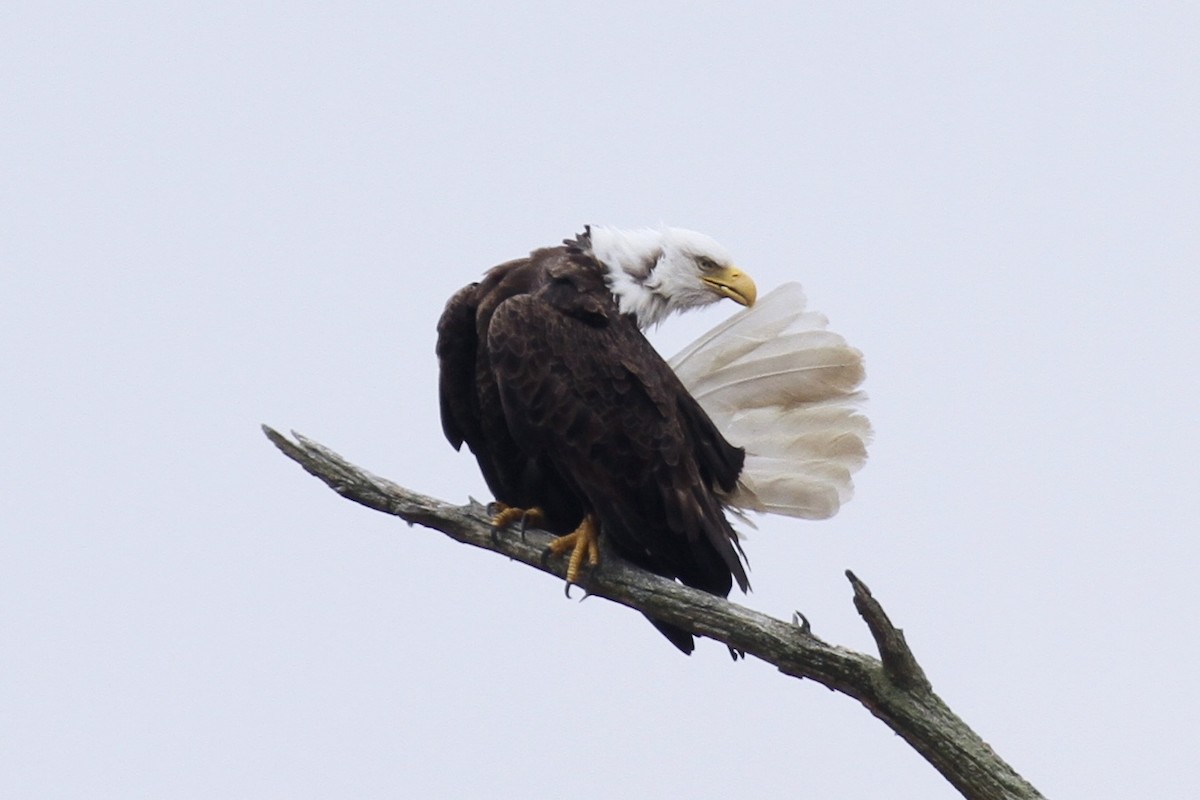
[517,511,535,542]
[487,501,504,545]
[540,547,576,595]
[791,610,813,636]
[562,578,597,600]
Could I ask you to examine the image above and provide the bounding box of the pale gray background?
[3,3,1197,798]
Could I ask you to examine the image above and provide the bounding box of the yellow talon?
[491,503,544,530]
[546,514,601,584]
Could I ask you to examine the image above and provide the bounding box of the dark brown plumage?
[437,240,747,653]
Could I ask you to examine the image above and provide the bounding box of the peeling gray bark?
[263,425,1045,800]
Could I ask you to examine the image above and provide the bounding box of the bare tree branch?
[263,425,1046,800]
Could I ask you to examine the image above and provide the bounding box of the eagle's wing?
[436,263,587,531]
[486,266,748,599]
[436,280,522,505]
[670,282,871,520]
[435,282,481,453]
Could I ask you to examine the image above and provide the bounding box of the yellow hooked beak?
[702,265,757,307]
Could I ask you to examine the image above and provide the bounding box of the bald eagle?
[437,226,868,653]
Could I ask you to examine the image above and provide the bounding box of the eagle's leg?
[545,513,601,589]
[490,502,545,531]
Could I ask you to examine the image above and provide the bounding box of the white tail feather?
[670,282,870,521]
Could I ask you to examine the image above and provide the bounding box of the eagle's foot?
[490,503,545,538]
[545,514,600,594]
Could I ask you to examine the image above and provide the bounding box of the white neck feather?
[586,226,674,328]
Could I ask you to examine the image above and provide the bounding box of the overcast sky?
[3,3,1198,798]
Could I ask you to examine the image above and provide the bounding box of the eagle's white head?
[583,226,757,328]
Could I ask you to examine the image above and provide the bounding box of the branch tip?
[847,570,931,693]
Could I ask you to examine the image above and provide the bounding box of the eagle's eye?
[695,256,720,271]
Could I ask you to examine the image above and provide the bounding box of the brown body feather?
[437,244,747,653]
